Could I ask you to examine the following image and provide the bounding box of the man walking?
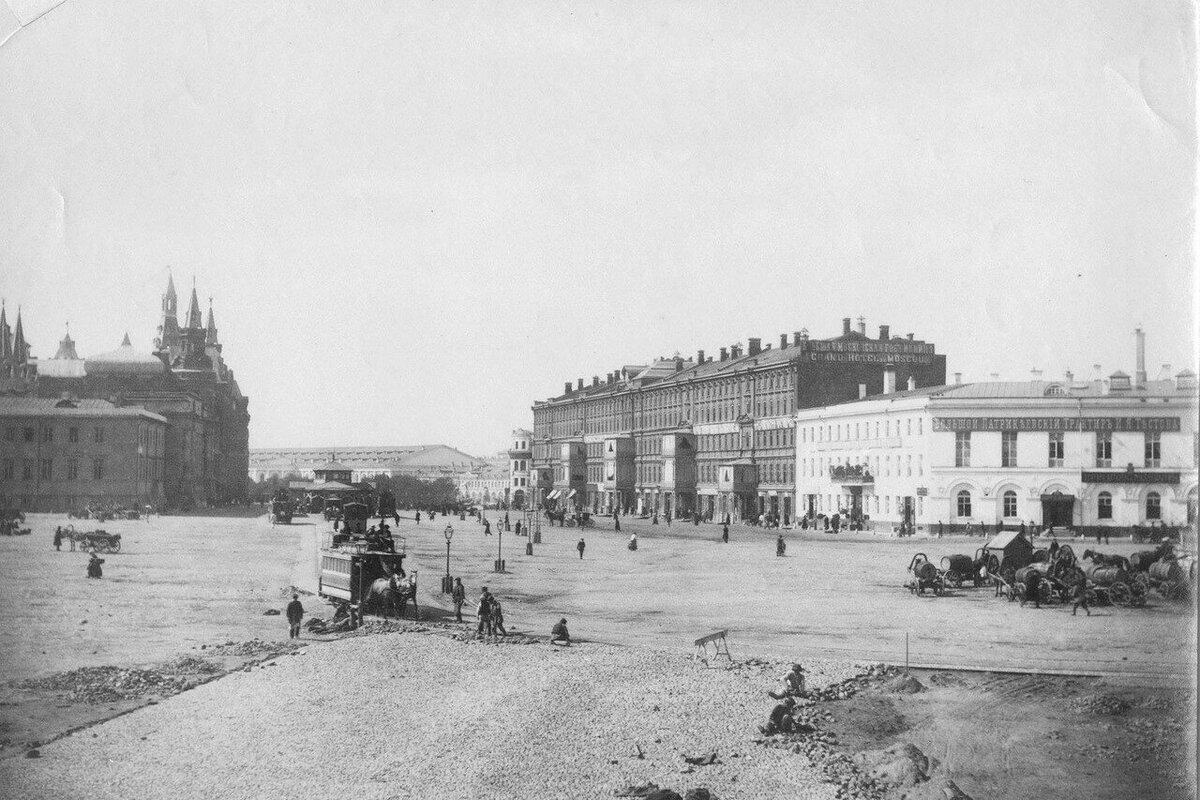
[614,515,621,533]
[1072,573,1091,617]
[452,577,466,623]
[577,537,586,559]
[776,534,786,557]
[286,593,305,639]
[53,526,63,551]
[476,587,493,638]
[722,523,729,543]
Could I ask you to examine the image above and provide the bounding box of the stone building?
[0,397,168,510]
[531,317,946,523]
[795,354,1198,533]
[507,428,533,509]
[249,444,481,483]
[0,277,251,509]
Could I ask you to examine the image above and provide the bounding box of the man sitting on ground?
[768,664,807,699]
[550,617,571,645]
[760,697,796,735]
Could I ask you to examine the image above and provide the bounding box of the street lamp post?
[441,525,453,593]
[494,514,504,572]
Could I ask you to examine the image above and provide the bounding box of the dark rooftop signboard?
[933,417,1181,433]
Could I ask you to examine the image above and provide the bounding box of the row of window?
[3,458,105,480]
[812,493,925,518]
[802,418,923,444]
[955,490,1160,520]
[4,425,107,444]
[955,431,1162,468]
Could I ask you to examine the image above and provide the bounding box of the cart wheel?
[1110,582,1131,606]
[1129,582,1146,607]
[111,539,121,553]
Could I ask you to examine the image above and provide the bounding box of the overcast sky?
[1,0,1195,456]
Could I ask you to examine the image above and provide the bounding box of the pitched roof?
[0,396,167,422]
[314,460,351,472]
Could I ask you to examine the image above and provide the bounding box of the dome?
[84,333,166,375]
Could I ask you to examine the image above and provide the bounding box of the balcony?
[829,464,874,485]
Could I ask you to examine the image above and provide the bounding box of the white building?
[796,366,1198,533]
[455,457,509,506]
[507,428,533,508]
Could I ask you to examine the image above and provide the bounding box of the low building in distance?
[531,317,945,523]
[249,444,482,483]
[795,346,1198,533]
[455,456,509,506]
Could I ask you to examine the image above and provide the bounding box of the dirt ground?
[1,511,1195,798]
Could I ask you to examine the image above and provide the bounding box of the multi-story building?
[795,357,1198,533]
[249,444,482,483]
[507,428,533,508]
[0,277,251,508]
[455,457,509,506]
[0,397,168,510]
[532,318,946,523]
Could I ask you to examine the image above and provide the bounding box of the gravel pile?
[4,636,850,800]
[21,666,190,704]
[202,638,303,658]
[158,656,222,676]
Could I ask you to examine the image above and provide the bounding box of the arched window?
[956,490,972,518]
[1146,492,1161,520]
[1098,492,1112,520]
[1002,490,1017,518]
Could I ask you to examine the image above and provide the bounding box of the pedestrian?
[1024,570,1043,609]
[627,533,638,551]
[491,599,507,637]
[515,520,523,537]
[666,513,671,527]
[1095,529,1102,545]
[576,537,586,559]
[614,515,621,533]
[86,551,104,579]
[550,617,571,645]
[416,511,421,525]
[476,588,493,638]
[693,514,700,527]
[722,523,729,543]
[776,534,786,557]
[1049,539,1060,559]
[286,593,304,639]
[484,519,492,536]
[53,526,63,551]
[1103,530,1110,545]
[1071,573,1091,617]
[452,577,466,623]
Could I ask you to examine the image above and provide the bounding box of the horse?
[362,574,417,620]
[1128,541,1175,574]
[1083,549,1132,572]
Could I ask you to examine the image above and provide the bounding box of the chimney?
[883,364,896,395]
[1157,363,1172,381]
[779,334,788,350]
[842,317,852,335]
[954,372,963,384]
[1064,370,1074,383]
[906,333,914,341]
[858,383,867,399]
[855,316,866,335]
[879,324,890,341]
[720,347,728,362]
[592,376,599,387]
[907,375,916,391]
[748,337,762,356]
[564,382,572,395]
[1135,326,1147,388]
[793,331,803,346]
[674,357,684,372]
[731,343,742,358]
[577,378,584,391]
[697,349,705,364]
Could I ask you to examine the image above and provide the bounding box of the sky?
[0,0,1195,456]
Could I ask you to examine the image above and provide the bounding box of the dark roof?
[0,396,168,422]
[314,460,351,472]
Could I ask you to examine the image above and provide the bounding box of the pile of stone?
[204,638,303,659]
[158,655,222,676]
[22,666,189,704]
[613,785,721,800]
[1070,693,1130,716]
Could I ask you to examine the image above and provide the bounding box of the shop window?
[1098,492,1112,520]
[1146,492,1161,520]
[956,490,972,518]
[1095,432,1112,468]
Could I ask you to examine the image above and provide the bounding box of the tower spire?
[12,306,28,362]
[54,322,79,360]
[205,297,219,345]
[0,299,10,362]
[157,270,181,353]
[186,280,203,329]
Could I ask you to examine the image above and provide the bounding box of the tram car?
[318,544,416,619]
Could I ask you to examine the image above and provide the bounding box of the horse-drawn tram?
[318,540,417,620]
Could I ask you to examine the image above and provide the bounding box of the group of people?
[449,578,573,645]
[760,663,808,735]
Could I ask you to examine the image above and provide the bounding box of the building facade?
[507,428,533,508]
[795,369,1199,533]
[0,397,168,510]
[249,444,482,483]
[532,318,946,522]
[454,457,509,506]
[0,277,251,508]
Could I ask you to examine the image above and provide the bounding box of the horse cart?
[318,543,417,621]
[269,497,293,525]
[905,553,946,595]
[940,553,986,588]
[77,528,122,553]
[1083,564,1146,607]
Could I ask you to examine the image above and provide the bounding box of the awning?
[546,490,560,500]
[567,489,578,499]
